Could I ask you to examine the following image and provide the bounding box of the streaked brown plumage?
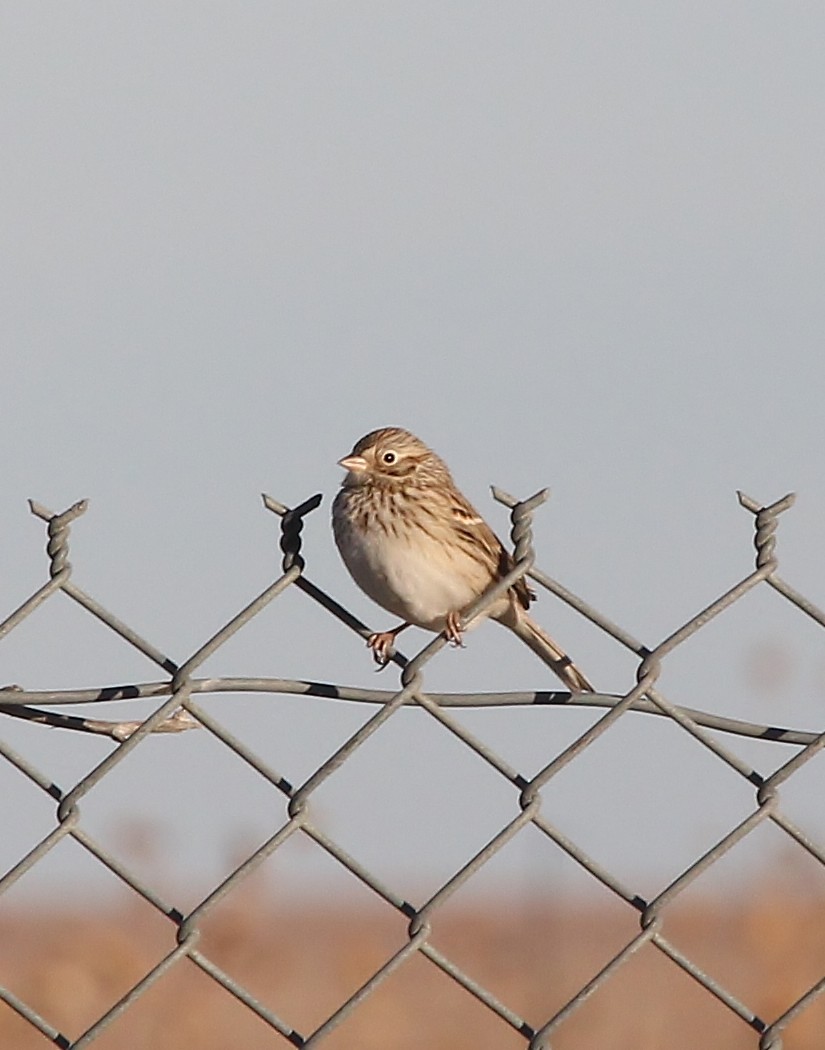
[332,427,593,692]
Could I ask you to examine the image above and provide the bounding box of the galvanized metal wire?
[0,485,822,1049]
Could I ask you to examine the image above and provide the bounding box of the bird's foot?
[367,632,396,665]
[444,611,465,648]
[367,623,409,666]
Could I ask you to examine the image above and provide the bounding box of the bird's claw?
[367,631,396,666]
[444,611,465,648]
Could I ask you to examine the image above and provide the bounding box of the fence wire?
[0,485,823,1049]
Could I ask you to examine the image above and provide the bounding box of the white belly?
[337,516,483,630]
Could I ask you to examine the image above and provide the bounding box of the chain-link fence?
[0,486,823,1049]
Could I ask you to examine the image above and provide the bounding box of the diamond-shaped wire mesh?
[1,487,823,1050]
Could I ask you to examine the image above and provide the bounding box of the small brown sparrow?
[332,427,592,692]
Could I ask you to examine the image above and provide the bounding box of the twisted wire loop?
[737,490,796,572]
[493,485,548,570]
[264,491,323,572]
[3,504,93,815]
[28,498,90,581]
[0,485,823,1049]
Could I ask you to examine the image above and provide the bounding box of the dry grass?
[1,881,823,1050]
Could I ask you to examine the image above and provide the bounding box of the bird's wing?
[449,491,534,610]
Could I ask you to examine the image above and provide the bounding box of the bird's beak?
[338,454,368,473]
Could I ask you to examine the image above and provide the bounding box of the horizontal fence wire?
[0,485,822,1049]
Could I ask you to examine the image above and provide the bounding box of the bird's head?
[337,427,450,488]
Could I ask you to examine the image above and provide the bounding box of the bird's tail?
[501,607,593,693]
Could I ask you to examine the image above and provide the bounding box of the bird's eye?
[381,450,397,465]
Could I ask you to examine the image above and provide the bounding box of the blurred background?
[2,3,824,1046]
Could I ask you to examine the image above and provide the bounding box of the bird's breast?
[333,491,487,630]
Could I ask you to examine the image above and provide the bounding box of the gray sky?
[2,4,824,907]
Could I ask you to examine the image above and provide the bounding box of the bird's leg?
[367,623,410,666]
[444,610,465,647]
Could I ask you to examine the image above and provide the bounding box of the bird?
[331,426,593,692]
